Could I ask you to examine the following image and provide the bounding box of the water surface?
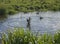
[0,12,60,35]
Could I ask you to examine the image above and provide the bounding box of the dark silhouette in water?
[27,17,31,30]
[40,17,43,20]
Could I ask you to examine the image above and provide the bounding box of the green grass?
[0,0,60,18]
[1,28,60,44]
[0,0,60,13]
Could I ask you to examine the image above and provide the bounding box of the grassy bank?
[2,28,60,44]
[0,0,60,16]
[0,0,60,19]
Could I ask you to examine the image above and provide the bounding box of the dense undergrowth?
[2,28,60,44]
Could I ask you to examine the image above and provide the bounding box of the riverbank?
[0,0,60,17]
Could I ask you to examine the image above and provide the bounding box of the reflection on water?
[0,12,60,34]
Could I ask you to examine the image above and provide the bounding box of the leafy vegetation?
[2,28,60,44]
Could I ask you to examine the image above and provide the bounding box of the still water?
[0,12,60,35]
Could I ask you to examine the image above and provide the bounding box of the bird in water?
[27,17,31,30]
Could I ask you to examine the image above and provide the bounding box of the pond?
[0,11,60,35]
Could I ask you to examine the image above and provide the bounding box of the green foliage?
[54,32,60,44]
[8,10,17,15]
[2,28,36,44]
[2,28,60,44]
